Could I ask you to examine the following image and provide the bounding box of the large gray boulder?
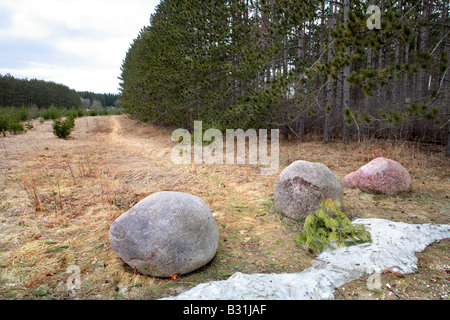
[274,161,343,220]
[109,191,219,277]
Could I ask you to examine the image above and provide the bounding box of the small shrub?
[297,199,372,254]
[0,108,25,135]
[0,109,11,135]
[98,108,108,116]
[76,108,85,118]
[7,122,25,134]
[87,109,98,116]
[15,106,29,121]
[40,105,61,121]
[52,116,75,139]
[25,121,34,130]
[64,108,80,119]
[112,108,124,115]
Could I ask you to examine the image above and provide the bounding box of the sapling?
[52,116,75,139]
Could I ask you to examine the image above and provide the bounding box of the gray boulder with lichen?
[274,160,343,220]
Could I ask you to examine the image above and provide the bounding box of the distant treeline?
[0,74,81,109]
[78,91,119,108]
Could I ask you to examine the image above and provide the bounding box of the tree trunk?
[342,0,350,144]
[298,114,305,141]
[415,1,431,100]
[403,40,409,103]
[295,22,306,140]
[324,1,334,143]
[364,47,372,112]
[392,38,400,105]
[447,123,450,157]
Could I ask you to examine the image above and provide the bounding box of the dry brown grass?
[0,115,448,300]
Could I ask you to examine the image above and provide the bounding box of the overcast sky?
[0,0,160,93]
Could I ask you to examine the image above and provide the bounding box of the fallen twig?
[385,283,406,300]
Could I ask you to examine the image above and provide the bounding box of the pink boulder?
[342,157,413,194]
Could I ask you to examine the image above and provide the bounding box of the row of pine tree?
[121,0,449,144]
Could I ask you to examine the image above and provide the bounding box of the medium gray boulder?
[109,191,219,277]
[274,160,343,220]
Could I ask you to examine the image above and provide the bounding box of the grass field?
[0,115,448,300]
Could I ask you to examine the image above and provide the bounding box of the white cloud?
[0,0,160,93]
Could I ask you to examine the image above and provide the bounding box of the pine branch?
[297,199,372,254]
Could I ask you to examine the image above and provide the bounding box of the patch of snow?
[162,219,450,300]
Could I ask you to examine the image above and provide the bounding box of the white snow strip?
[162,219,450,300]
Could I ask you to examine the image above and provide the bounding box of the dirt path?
[108,115,172,160]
